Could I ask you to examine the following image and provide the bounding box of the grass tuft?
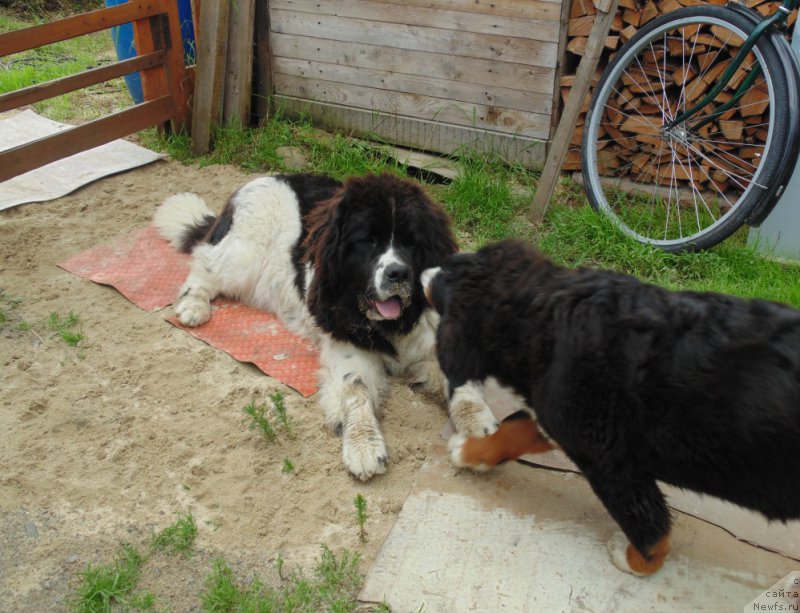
[46,311,84,346]
[539,204,800,307]
[243,401,277,442]
[243,393,296,443]
[70,545,145,613]
[201,546,362,613]
[354,495,368,544]
[282,458,295,474]
[440,153,536,248]
[150,514,198,557]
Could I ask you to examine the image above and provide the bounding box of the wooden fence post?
[529,0,620,223]
[191,0,231,155]
[253,0,272,121]
[223,0,256,126]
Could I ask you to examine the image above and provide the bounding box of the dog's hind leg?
[448,410,555,471]
[318,337,391,481]
[174,243,222,327]
[579,466,672,576]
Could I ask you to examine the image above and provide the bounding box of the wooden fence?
[252,0,569,168]
[0,0,191,183]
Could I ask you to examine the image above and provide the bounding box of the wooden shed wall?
[266,0,568,167]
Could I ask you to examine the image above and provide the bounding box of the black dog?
[421,239,800,575]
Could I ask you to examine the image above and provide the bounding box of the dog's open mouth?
[370,297,403,320]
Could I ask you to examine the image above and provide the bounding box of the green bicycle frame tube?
[665,0,798,129]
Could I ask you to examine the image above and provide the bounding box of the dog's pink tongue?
[374,298,402,319]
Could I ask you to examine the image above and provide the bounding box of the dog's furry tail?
[153,192,216,253]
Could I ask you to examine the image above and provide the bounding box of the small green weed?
[271,391,293,436]
[243,401,277,442]
[282,458,295,474]
[243,393,295,443]
[201,546,363,613]
[0,292,23,326]
[150,514,198,557]
[354,494,368,544]
[70,545,146,613]
[70,514,196,611]
[46,311,84,347]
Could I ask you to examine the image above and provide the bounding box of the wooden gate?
[0,0,191,183]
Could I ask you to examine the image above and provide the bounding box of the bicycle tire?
[582,4,798,253]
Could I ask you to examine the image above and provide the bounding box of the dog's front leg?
[318,338,390,481]
[174,244,220,327]
[449,410,555,471]
[448,381,499,438]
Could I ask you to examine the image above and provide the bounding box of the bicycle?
[581,0,800,252]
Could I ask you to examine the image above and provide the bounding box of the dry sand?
[0,159,447,611]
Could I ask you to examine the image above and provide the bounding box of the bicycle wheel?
[582,5,797,252]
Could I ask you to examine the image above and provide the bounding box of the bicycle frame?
[664,0,799,130]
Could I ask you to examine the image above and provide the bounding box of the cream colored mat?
[0,109,163,210]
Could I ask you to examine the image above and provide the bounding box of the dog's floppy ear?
[303,189,345,291]
[421,267,449,314]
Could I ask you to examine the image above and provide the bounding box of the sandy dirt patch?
[0,159,447,611]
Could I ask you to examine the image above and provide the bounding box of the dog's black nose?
[384,263,411,284]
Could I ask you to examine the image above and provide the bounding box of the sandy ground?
[0,159,447,611]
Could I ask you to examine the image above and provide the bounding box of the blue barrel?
[105,0,196,104]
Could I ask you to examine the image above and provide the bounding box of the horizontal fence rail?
[0,0,190,183]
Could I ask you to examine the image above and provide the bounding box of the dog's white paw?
[451,401,499,438]
[607,532,646,577]
[343,434,388,481]
[175,294,211,327]
[447,432,491,472]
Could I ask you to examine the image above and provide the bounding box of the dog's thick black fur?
[426,239,800,572]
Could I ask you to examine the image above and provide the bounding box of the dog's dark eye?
[354,238,376,251]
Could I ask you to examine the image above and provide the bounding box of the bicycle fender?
[726,2,800,225]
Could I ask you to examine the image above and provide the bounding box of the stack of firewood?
[561,0,794,181]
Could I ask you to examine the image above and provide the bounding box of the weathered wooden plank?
[160,0,191,130]
[133,15,170,103]
[275,95,547,168]
[551,0,574,135]
[273,74,552,139]
[270,34,556,95]
[530,0,621,220]
[0,96,174,183]
[0,0,167,56]
[269,10,559,69]
[271,0,559,43]
[273,58,553,115]
[0,51,165,113]
[223,0,256,125]
[367,0,563,19]
[253,0,273,119]
[191,0,230,154]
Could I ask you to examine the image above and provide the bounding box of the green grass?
[0,291,23,326]
[281,458,295,474]
[201,546,364,613]
[70,545,148,613]
[243,393,296,443]
[539,203,800,307]
[270,392,293,437]
[243,401,277,442]
[354,495,368,544]
[46,311,85,347]
[150,514,198,557]
[0,9,129,124]
[70,515,198,612]
[439,153,537,248]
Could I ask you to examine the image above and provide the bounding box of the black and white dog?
[422,239,800,575]
[154,173,497,480]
